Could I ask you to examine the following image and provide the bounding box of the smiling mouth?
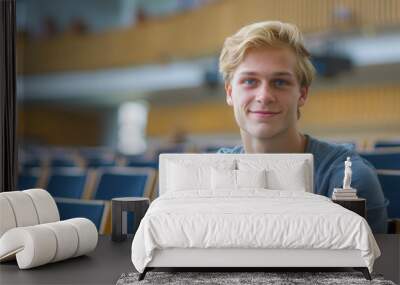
[248,110,281,117]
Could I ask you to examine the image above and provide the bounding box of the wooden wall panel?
[147,86,400,138]
[19,0,400,74]
[300,86,400,131]
[17,86,400,146]
[17,106,103,146]
[147,101,237,136]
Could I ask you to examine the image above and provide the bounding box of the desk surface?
[0,235,134,285]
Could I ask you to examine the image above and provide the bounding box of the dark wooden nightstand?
[332,198,366,218]
[111,197,149,242]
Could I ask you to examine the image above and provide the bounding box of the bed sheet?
[131,190,380,273]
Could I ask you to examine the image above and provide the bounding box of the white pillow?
[167,162,209,191]
[211,168,236,190]
[167,160,235,192]
[236,169,267,189]
[211,168,267,190]
[238,159,309,192]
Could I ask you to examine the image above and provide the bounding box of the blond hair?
[219,21,315,87]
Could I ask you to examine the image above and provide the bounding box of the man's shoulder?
[307,135,355,155]
[308,136,378,182]
[307,136,358,166]
[216,146,244,154]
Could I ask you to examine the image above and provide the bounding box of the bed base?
[138,248,372,281]
[138,267,371,281]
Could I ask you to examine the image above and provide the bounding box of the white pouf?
[0,189,98,269]
[0,218,98,269]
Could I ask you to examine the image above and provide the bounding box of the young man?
[217,21,388,233]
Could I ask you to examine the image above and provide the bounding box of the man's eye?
[243,79,257,86]
[273,79,288,87]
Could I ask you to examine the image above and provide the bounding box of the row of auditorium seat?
[17,145,195,235]
[359,146,400,231]
[18,166,157,235]
[358,147,400,221]
[19,153,155,170]
[19,167,400,229]
[375,170,400,220]
[373,141,400,148]
[18,167,157,200]
[17,139,400,234]
[360,149,400,170]
[55,198,110,234]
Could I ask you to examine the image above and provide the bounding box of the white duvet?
[131,190,380,273]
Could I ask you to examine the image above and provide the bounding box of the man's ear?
[298,86,308,107]
[225,82,233,106]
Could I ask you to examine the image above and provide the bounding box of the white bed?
[131,154,380,280]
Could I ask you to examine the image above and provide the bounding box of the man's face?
[225,47,308,140]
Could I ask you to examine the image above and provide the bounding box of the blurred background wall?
[16,0,400,153]
[14,0,400,236]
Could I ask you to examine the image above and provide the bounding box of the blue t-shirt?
[217,135,389,233]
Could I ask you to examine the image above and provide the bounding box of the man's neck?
[241,129,306,154]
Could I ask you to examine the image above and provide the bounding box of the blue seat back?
[21,158,42,170]
[17,167,43,190]
[50,158,78,167]
[360,152,400,170]
[374,141,400,148]
[85,157,116,168]
[79,148,116,168]
[126,160,158,169]
[55,198,108,232]
[18,175,38,190]
[46,168,88,198]
[92,167,155,234]
[93,168,153,200]
[377,170,400,219]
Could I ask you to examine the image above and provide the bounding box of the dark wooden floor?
[0,236,134,285]
[0,234,398,284]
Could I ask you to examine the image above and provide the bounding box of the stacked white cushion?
[237,158,311,192]
[0,225,57,267]
[0,189,60,237]
[0,218,98,269]
[0,196,17,237]
[42,221,79,262]
[64,218,98,257]
[23,189,60,224]
[0,189,98,269]
[1,191,39,227]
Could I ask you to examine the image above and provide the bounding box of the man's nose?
[255,84,276,104]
